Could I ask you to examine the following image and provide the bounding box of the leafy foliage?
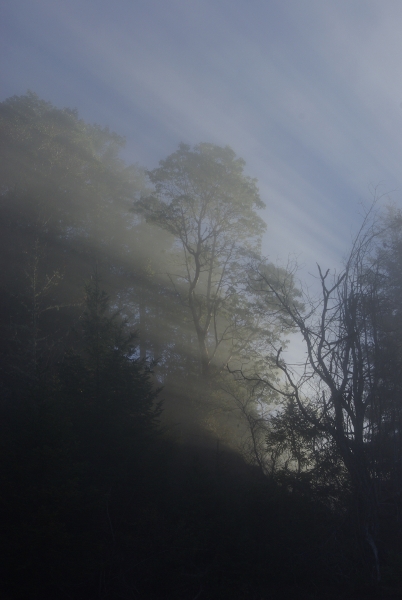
[136,143,269,376]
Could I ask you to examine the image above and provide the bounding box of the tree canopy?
[136,142,269,376]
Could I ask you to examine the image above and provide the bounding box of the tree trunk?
[139,285,147,361]
[196,329,210,378]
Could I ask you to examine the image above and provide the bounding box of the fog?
[3,3,402,597]
[3,1,402,275]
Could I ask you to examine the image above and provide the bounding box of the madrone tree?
[136,143,267,377]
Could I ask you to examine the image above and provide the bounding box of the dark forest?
[1,92,402,599]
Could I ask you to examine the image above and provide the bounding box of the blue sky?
[3,0,402,274]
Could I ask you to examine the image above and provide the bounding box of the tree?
[0,274,163,598]
[362,208,402,538]
[136,143,267,377]
[245,209,394,582]
[60,272,162,429]
[0,91,150,306]
[0,92,167,401]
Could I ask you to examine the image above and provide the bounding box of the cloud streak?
[2,0,402,274]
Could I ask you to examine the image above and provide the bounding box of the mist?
[3,2,402,597]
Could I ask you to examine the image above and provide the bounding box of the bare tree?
[241,209,392,582]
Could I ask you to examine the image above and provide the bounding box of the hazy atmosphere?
[3,2,402,599]
[3,0,402,267]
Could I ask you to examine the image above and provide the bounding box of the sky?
[3,0,402,277]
